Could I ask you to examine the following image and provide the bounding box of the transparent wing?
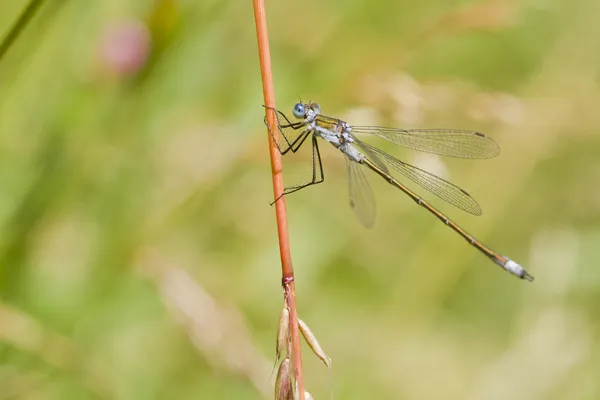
[351,127,500,159]
[354,140,390,175]
[346,158,376,228]
[355,139,482,215]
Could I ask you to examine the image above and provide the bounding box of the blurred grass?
[1,0,600,399]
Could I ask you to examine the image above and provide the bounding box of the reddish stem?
[252,1,305,399]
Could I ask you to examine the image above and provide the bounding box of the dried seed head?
[275,357,293,400]
[276,306,290,361]
[298,318,331,368]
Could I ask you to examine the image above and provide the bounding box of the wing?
[351,127,500,159]
[346,158,376,228]
[354,139,390,175]
[355,139,482,215]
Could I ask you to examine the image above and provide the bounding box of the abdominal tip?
[504,259,534,282]
[522,271,535,282]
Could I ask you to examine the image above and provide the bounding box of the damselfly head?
[292,103,305,119]
[292,102,322,119]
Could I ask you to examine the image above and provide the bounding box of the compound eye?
[292,103,305,118]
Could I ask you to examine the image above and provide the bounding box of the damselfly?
[264,102,533,281]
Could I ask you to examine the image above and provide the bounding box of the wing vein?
[351,127,500,159]
[355,139,482,215]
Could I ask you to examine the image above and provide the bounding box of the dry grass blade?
[276,306,290,361]
[271,305,291,379]
[137,250,272,396]
[298,318,331,368]
[275,357,293,400]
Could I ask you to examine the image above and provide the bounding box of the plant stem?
[252,1,305,399]
[0,0,45,63]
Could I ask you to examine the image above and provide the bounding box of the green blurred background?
[1,0,599,399]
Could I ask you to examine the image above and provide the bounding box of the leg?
[284,128,312,155]
[263,106,307,154]
[271,135,325,204]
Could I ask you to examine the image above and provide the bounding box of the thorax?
[308,115,363,162]
[310,116,354,147]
